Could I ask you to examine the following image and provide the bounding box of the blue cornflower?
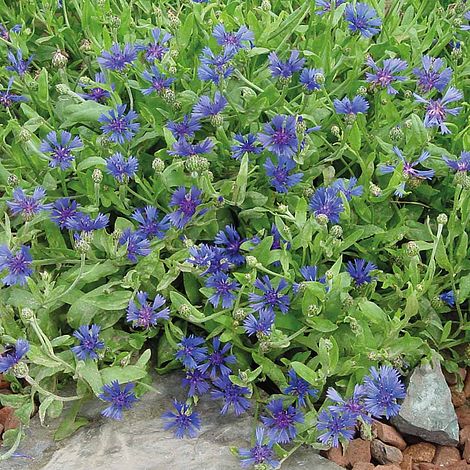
[239,426,279,469]
[139,28,171,62]
[205,272,239,309]
[414,87,463,134]
[40,130,83,170]
[168,186,203,229]
[299,68,323,91]
[231,133,262,160]
[379,147,435,183]
[258,115,298,158]
[462,11,470,31]
[326,385,371,424]
[212,24,254,53]
[334,95,369,115]
[214,225,245,266]
[65,212,109,232]
[264,156,303,193]
[182,369,211,397]
[7,187,52,221]
[105,152,139,182]
[316,409,357,447]
[162,400,201,439]
[315,0,346,16]
[71,324,105,361]
[363,366,406,419]
[192,91,228,121]
[268,50,305,80]
[271,223,289,251]
[443,151,470,172]
[167,115,201,140]
[284,369,318,407]
[51,198,80,229]
[0,339,29,373]
[141,66,175,95]
[331,177,364,200]
[98,104,140,144]
[175,335,208,369]
[187,244,229,275]
[132,206,170,239]
[293,265,327,293]
[198,337,237,379]
[413,56,452,93]
[309,187,344,224]
[261,399,304,444]
[127,291,170,328]
[118,229,151,263]
[169,138,214,158]
[97,43,137,72]
[0,77,27,108]
[0,245,32,286]
[211,376,251,415]
[6,49,33,76]
[346,259,377,286]
[198,47,235,84]
[344,2,382,38]
[249,275,290,315]
[243,310,276,337]
[99,381,138,420]
[366,57,408,95]
[440,290,455,307]
[79,72,114,103]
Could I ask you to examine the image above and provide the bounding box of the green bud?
[56,83,71,95]
[316,213,329,226]
[7,174,19,187]
[112,229,123,242]
[18,128,32,142]
[404,90,413,99]
[12,362,29,378]
[92,168,103,184]
[405,241,419,257]
[330,225,343,239]
[168,11,181,28]
[431,295,444,309]
[233,308,248,321]
[261,0,271,11]
[454,171,470,188]
[21,307,35,322]
[52,49,68,69]
[80,39,92,52]
[404,119,412,129]
[258,340,271,353]
[303,187,315,198]
[331,125,341,137]
[437,213,448,225]
[168,65,177,75]
[245,255,258,268]
[278,76,291,87]
[74,237,90,254]
[369,182,382,197]
[178,304,191,318]
[307,304,321,317]
[162,88,176,104]
[389,125,404,142]
[314,72,325,85]
[109,15,121,28]
[325,269,334,280]
[345,113,356,125]
[357,86,368,96]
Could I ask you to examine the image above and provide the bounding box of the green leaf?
[252,353,287,389]
[359,300,388,323]
[290,361,319,386]
[100,365,147,385]
[232,153,249,206]
[76,360,103,396]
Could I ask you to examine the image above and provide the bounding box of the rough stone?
[352,463,375,470]
[451,386,468,408]
[373,421,407,450]
[375,465,402,470]
[461,426,470,444]
[344,438,371,466]
[445,461,470,470]
[464,371,470,399]
[0,406,20,432]
[400,455,413,470]
[457,406,470,428]
[326,445,348,467]
[463,439,470,463]
[392,360,459,446]
[371,439,403,465]
[416,464,438,470]
[403,443,436,463]
[432,445,461,466]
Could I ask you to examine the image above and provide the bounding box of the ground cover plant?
[0,0,469,466]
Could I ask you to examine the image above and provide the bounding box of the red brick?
[432,445,461,466]
[403,443,436,463]
[373,421,407,451]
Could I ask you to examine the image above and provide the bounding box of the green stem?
[26,376,82,402]
[0,425,22,461]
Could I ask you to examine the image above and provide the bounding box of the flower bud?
[389,125,404,142]
[345,113,356,125]
[357,86,368,96]
[12,362,29,378]
[74,237,90,254]
[56,83,70,95]
[404,90,413,99]
[330,224,343,239]
[258,340,271,353]
[52,49,69,68]
[314,72,325,85]
[7,174,19,187]
[21,307,35,322]
[342,294,354,308]
[404,119,412,129]
[437,213,448,225]
[316,214,329,226]
[325,270,334,280]
[168,65,177,75]
[92,168,103,184]
[431,295,444,309]
[178,304,191,318]
[454,171,470,188]
[307,304,320,317]
[405,241,419,257]
[246,255,258,268]
[109,15,121,28]
[183,237,194,248]
[18,128,32,142]
[369,182,382,197]
[278,76,291,87]
[296,116,307,134]
[168,10,180,28]
[112,229,122,242]
[233,308,248,321]
[209,113,224,127]
[162,88,176,104]
[331,125,341,137]
[80,39,92,52]
[303,187,315,198]
[261,0,271,11]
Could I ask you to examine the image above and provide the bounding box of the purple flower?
[461,11,470,31]
[345,2,382,38]
[309,187,344,224]
[293,265,326,293]
[182,369,210,397]
[99,381,138,420]
[379,147,435,182]
[300,68,323,91]
[118,229,151,263]
[188,244,229,275]
[315,0,346,16]
[271,223,289,251]
[198,337,237,379]
[346,259,377,286]
[0,339,29,373]
[79,72,114,103]
[198,47,235,84]
[97,43,137,72]
[326,385,371,424]
[363,366,406,419]
[162,400,201,439]
[6,49,33,76]
[440,290,455,307]
[268,50,305,79]
[264,156,303,193]
[249,275,290,315]
[205,272,239,309]
[126,291,170,328]
[51,198,80,229]
[443,151,470,172]
[211,376,251,415]
[258,115,298,158]
[239,426,279,469]
[132,206,169,239]
[71,324,104,361]
[284,369,318,407]
[261,399,304,444]
[212,24,254,53]
[175,335,208,369]
[0,77,27,108]
[331,177,364,200]
[192,92,227,121]
[243,310,276,337]
[40,131,83,170]
[316,409,357,447]
[366,57,407,95]
[65,212,109,232]
[334,95,369,115]
[139,28,171,62]
[7,187,52,220]
[141,66,175,95]
[169,138,214,158]
[98,104,140,144]
[414,87,463,134]
[105,152,139,182]
[167,115,201,140]
[168,186,203,229]
[231,133,261,160]
[214,225,245,266]
[413,56,452,93]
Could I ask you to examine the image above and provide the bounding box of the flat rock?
[372,421,407,451]
[371,439,403,465]
[392,359,459,446]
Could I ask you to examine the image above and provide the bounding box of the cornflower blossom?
[414,87,463,134]
[238,427,279,469]
[79,72,114,103]
[118,229,151,263]
[198,337,237,379]
[331,177,364,200]
[316,409,357,447]
[461,11,470,31]
[0,77,27,108]
[299,68,323,91]
[167,115,201,140]
[264,156,303,193]
[187,245,230,275]
[162,400,201,439]
[268,50,305,80]
[205,272,239,309]
[139,28,172,62]
[131,206,170,240]
[98,104,140,144]
[243,310,276,337]
[0,245,32,286]
[169,138,214,158]
[182,369,210,397]
[315,0,346,16]
[126,291,170,328]
[214,225,245,266]
[212,24,254,53]
[7,187,52,220]
[363,366,406,419]
[198,47,235,84]
[309,187,344,224]
[105,152,139,182]
[284,370,318,407]
[344,2,382,38]
[440,290,455,307]
[293,265,326,293]
[168,186,203,229]
[97,43,137,72]
[334,95,369,115]
[231,134,262,160]
[258,115,298,158]
[413,56,452,93]
[51,198,80,229]
[261,399,304,444]
[65,212,109,232]
[191,92,228,121]
[175,335,208,369]
[248,275,290,315]
[99,381,138,420]
[211,376,251,415]
[0,339,29,373]
[326,385,372,424]
[346,259,377,286]
[6,49,33,76]
[365,57,408,95]
[443,151,470,172]
[71,325,105,361]
[40,130,83,170]
[141,66,174,95]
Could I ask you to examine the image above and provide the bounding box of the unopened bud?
[369,182,382,197]
[316,213,329,225]
[389,125,404,142]
[314,72,325,85]
[92,168,103,184]
[109,16,121,28]
[325,270,334,280]
[21,307,35,322]
[162,88,176,104]
[152,157,165,173]
[303,187,315,198]
[168,11,180,28]
[74,237,90,254]
[18,128,32,142]
[357,86,368,96]
[246,256,258,268]
[331,125,341,137]
[404,90,413,99]
[233,308,248,321]
[178,304,191,318]
[307,304,320,317]
[80,39,93,52]
[56,83,70,95]
[431,295,444,309]
[345,113,356,125]
[168,65,177,75]
[404,119,412,129]
[405,241,419,257]
[258,340,271,352]
[7,174,19,187]
[437,213,448,225]
[52,49,69,68]
[330,225,343,238]
[12,362,29,378]
[261,0,271,11]
[454,171,470,188]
